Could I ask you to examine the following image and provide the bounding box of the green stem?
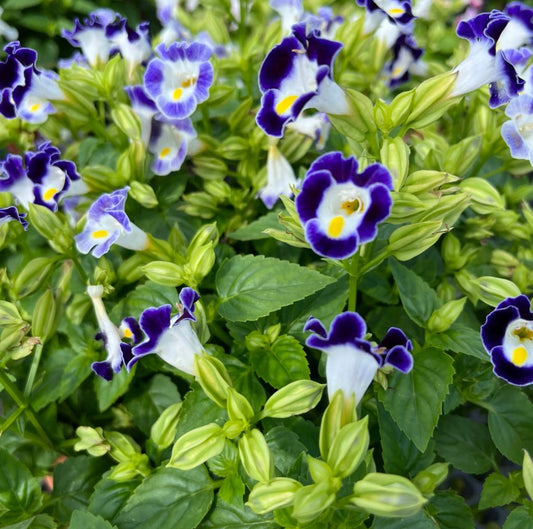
[359,249,390,276]
[0,406,25,434]
[71,255,89,284]
[0,369,54,448]
[24,342,43,397]
[348,251,360,312]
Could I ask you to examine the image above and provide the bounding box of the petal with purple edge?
[91,360,114,381]
[303,316,328,338]
[497,294,533,320]
[308,152,358,184]
[501,121,529,160]
[379,326,411,351]
[385,345,414,373]
[295,169,332,223]
[356,184,392,244]
[179,287,200,313]
[256,90,291,137]
[305,218,359,259]
[491,345,533,386]
[481,304,520,353]
[134,305,172,356]
[354,163,394,190]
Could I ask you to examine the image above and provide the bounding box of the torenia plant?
[1,0,533,528]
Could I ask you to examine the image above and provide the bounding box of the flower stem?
[348,251,360,312]
[24,342,43,397]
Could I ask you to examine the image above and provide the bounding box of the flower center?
[512,346,528,366]
[123,327,133,338]
[43,188,58,201]
[328,216,344,238]
[182,76,196,88]
[512,326,533,341]
[275,95,298,115]
[92,230,109,239]
[341,198,364,215]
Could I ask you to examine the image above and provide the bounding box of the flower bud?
[238,429,273,483]
[192,156,228,180]
[150,402,182,450]
[204,180,232,200]
[105,431,141,463]
[187,242,216,285]
[412,463,449,494]
[129,181,158,209]
[194,354,233,408]
[0,323,29,351]
[109,454,151,481]
[218,136,249,161]
[247,478,302,514]
[102,54,126,94]
[169,423,226,470]
[27,204,71,254]
[308,457,334,484]
[402,170,460,196]
[427,297,467,333]
[74,426,110,457]
[14,257,57,298]
[0,301,23,327]
[491,250,519,276]
[117,254,149,283]
[473,276,521,307]
[374,98,393,134]
[454,270,479,302]
[460,178,505,215]
[389,192,431,224]
[261,380,324,419]
[142,261,184,287]
[442,233,469,270]
[388,221,444,261]
[111,103,142,141]
[32,289,57,342]
[380,137,409,191]
[420,193,470,226]
[188,223,219,251]
[350,473,427,518]
[80,165,128,191]
[327,416,369,479]
[389,90,415,128]
[226,387,254,423]
[329,89,375,142]
[292,482,336,524]
[523,450,533,501]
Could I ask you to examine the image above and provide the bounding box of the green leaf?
[1,515,56,529]
[379,349,454,452]
[503,505,533,529]
[199,498,277,528]
[265,426,307,475]
[95,367,136,412]
[52,456,109,524]
[216,255,335,322]
[377,403,435,476]
[487,385,533,463]
[479,473,520,510]
[115,467,213,529]
[359,271,398,304]
[111,282,178,320]
[0,449,42,525]
[389,259,439,327]
[249,334,309,389]
[228,212,280,241]
[3,0,42,9]
[88,474,141,524]
[426,324,490,362]
[429,491,474,529]
[124,374,181,435]
[69,511,116,529]
[372,511,437,529]
[434,415,496,474]
[218,475,245,508]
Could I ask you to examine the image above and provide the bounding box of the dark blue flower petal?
[491,345,533,386]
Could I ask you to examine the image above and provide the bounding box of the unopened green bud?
[442,232,469,270]
[245,330,271,352]
[374,98,393,134]
[380,137,409,190]
[329,89,375,142]
[388,192,428,224]
[32,289,56,342]
[522,202,533,231]
[142,261,184,287]
[247,478,302,514]
[194,354,233,408]
[150,402,182,450]
[60,84,97,119]
[308,457,334,484]
[187,242,216,284]
[27,204,71,253]
[437,280,456,303]
[111,103,142,141]
[473,276,521,307]
[412,463,449,494]
[129,181,158,209]
[14,257,56,298]
[420,193,470,225]
[292,482,336,524]
[388,221,444,261]
[443,136,482,176]
[105,431,141,463]
[169,423,225,470]
[81,165,128,191]
[492,249,519,270]
[227,387,254,423]
[118,254,149,283]
[389,90,415,128]
[188,223,219,251]
[427,297,467,333]
[0,301,23,327]
[102,55,126,94]
[182,191,219,218]
[109,453,151,481]
[74,426,110,457]
[455,270,479,302]
[402,170,460,196]
[193,156,228,180]
[319,390,357,460]
[350,473,427,518]
[261,380,324,419]
[218,136,249,160]
[460,178,505,215]
[327,416,369,479]
[222,419,245,439]
[238,429,273,482]
[523,450,533,500]
[513,265,530,293]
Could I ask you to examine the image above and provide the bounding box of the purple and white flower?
[156,0,178,25]
[128,287,204,375]
[256,23,349,137]
[0,154,34,207]
[386,33,424,87]
[287,112,331,149]
[305,312,413,403]
[356,0,415,27]
[304,7,344,40]
[295,152,393,260]
[498,2,533,53]
[481,294,533,386]
[259,143,298,209]
[143,41,214,120]
[270,0,303,34]
[451,10,525,107]
[501,94,533,164]
[0,206,28,230]
[75,187,149,258]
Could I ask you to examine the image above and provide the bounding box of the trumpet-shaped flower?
[295,152,393,259]
[386,33,424,87]
[128,288,204,375]
[501,94,533,164]
[498,2,533,53]
[287,112,331,149]
[256,23,348,137]
[75,187,149,258]
[305,312,413,403]
[259,143,298,209]
[304,7,344,40]
[451,11,524,107]
[356,0,415,27]
[270,0,303,34]
[106,19,152,74]
[481,295,533,386]
[0,206,28,230]
[144,41,214,120]
[0,154,34,207]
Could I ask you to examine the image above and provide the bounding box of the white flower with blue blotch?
[144,41,214,120]
[386,33,424,87]
[501,94,533,164]
[304,7,344,40]
[270,0,303,34]
[256,23,349,138]
[259,142,298,209]
[62,9,120,67]
[450,10,525,107]
[305,312,413,404]
[0,154,34,207]
[156,0,179,25]
[75,187,149,258]
[125,84,158,145]
[498,2,533,53]
[287,112,331,150]
[0,206,28,230]
[128,288,204,375]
